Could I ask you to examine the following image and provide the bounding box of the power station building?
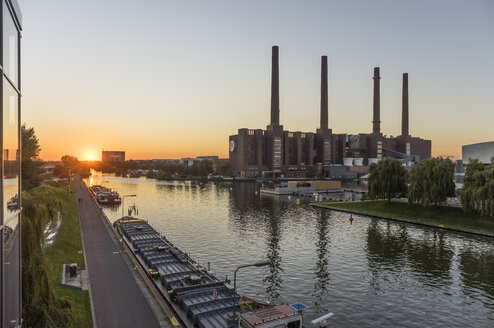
[229,46,431,178]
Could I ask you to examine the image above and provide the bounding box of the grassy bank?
[43,184,93,328]
[317,200,494,235]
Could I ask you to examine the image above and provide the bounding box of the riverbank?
[44,184,93,328]
[312,200,494,237]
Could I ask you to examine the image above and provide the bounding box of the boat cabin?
[239,305,302,328]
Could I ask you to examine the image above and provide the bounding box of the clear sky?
[21,0,494,161]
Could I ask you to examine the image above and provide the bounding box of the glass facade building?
[1,0,21,327]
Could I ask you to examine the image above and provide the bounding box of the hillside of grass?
[41,183,93,328]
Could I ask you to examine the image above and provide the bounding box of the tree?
[184,160,213,177]
[214,163,232,177]
[460,157,494,217]
[21,125,43,190]
[408,157,456,207]
[61,155,79,172]
[22,186,71,327]
[368,158,407,201]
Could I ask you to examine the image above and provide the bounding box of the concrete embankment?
[311,203,494,238]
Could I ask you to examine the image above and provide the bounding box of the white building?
[462,141,494,164]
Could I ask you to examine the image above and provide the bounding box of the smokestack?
[402,73,409,136]
[320,56,328,131]
[271,46,280,125]
[372,67,381,134]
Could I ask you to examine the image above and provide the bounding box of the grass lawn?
[43,187,93,328]
[317,200,494,235]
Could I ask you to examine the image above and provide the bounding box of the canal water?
[88,174,494,327]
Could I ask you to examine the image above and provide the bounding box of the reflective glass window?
[2,75,21,327]
[3,1,19,86]
[3,77,19,220]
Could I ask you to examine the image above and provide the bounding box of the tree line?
[460,158,494,217]
[50,157,232,180]
[368,156,494,218]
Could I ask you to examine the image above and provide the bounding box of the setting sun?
[88,154,94,161]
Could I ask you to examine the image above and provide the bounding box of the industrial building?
[462,141,494,165]
[102,150,125,162]
[229,46,431,178]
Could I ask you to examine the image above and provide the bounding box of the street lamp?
[231,261,270,327]
[121,194,136,218]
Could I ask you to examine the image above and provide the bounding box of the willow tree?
[22,187,71,327]
[408,157,456,207]
[460,157,494,217]
[368,158,408,201]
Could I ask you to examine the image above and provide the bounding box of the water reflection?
[366,219,408,267]
[406,230,453,284]
[262,198,284,304]
[88,175,494,327]
[312,210,331,312]
[459,247,494,308]
[366,220,454,284]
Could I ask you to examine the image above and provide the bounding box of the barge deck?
[114,217,239,328]
[113,217,303,328]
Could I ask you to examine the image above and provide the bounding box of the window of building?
[2,1,22,326]
[3,1,18,86]
[248,129,255,135]
[273,137,282,169]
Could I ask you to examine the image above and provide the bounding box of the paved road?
[75,177,161,328]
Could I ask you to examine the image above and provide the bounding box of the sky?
[20,0,494,161]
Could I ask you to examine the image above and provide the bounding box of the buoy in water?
[349,214,353,224]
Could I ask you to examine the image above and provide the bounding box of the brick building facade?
[229,46,431,178]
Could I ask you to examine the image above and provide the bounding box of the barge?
[113,217,303,328]
[90,185,122,205]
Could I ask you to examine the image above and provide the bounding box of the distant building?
[102,150,125,162]
[180,156,227,169]
[229,46,431,178]
[462,141,494,165]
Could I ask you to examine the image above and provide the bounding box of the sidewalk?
[75,177,162,328]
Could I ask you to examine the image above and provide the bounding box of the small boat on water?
[89,185,121,205]
[7,194,19,211]
[113,217,304,328]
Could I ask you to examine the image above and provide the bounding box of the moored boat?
[113,217,304,328]
[90,185,121,205]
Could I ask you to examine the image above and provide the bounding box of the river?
[88,173,494,327]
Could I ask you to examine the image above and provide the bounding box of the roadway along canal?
[88,173,494,327]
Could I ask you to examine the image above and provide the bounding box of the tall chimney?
[372,67,381,134]
[320,56,328,131]
[271,46,280,125]
[402,73,409,136]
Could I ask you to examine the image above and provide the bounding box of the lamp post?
[121,194,136,218]
[231,261,270,327]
